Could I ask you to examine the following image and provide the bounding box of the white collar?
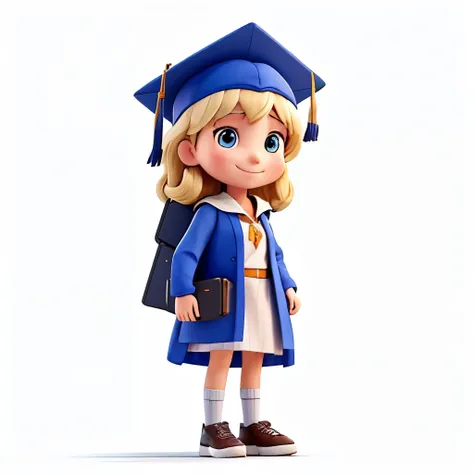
[194,192,272,221]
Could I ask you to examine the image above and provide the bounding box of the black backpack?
[142,199,194,313]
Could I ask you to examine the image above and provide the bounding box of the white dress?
[187,192,283,356]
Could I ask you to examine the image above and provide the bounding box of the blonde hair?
[156,89,303,211]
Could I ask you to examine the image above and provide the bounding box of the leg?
[203,350,233,425]
[241,351,264,390]
[205,349,233,390]
[240,351,264,428]
[200,350,246,458]
[238,351,297,456]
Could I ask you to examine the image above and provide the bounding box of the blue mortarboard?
[134,22,325,166]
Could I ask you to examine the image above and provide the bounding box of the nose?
[249,153,261,164]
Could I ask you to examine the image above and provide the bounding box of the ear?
[177,139,199,166]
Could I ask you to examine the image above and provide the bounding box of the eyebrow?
[212,111,286,129]
[268,113,284,126]
[213,112,245,127]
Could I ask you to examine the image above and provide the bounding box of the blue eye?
[215,128,239,148]
[265,133,282,153]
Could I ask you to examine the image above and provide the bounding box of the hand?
[285,288,301,315]
[175,294,200,322]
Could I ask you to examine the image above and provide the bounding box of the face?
[177,104,288,189]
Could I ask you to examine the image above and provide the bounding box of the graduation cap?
[134,22,325,166]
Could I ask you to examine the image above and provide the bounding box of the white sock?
[240,388,260,427]
[204,388,225,426]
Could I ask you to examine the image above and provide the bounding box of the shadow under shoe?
[199,422,247,458]
[238,420,297,456]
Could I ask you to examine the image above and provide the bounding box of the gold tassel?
[303,71,319,142]
[309,71,317,125]
[153,62,172,128]
[148,62,172,166]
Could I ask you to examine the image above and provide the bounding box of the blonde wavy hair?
[156,89,303,211]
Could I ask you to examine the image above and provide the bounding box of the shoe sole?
[245,444,297,456]
[199,444,247,458]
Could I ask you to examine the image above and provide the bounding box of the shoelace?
[257,421,281,436]
[214,422,234,439]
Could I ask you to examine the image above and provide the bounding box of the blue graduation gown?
[167,203,297,368]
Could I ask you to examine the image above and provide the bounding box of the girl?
[134,22,325,458]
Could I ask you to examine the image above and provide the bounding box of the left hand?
[285,288,301,315]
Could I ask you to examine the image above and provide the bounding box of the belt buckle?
[256,268,260,278]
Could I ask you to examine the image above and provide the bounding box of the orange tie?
[239,215,263,249]
[248,224,263,249]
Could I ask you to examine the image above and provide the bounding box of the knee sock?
[204,388,225,426]
[240,388,260,427]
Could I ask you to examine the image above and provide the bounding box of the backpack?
[142,199,194,313]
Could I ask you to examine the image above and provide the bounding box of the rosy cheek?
[205,148,232,175]
[276,159,285,176]
[269,152,285,172]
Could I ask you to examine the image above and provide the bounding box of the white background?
[1,1,473,473]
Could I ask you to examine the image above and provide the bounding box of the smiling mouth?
[235,165,265,174]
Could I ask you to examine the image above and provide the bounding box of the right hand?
[175,294,200,322]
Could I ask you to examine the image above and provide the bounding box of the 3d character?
[134,22,325,458]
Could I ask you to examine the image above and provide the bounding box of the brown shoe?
[239,421,297,456]
[199,422,246,458]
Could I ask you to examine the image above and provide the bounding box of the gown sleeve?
[270,222,297,293]
[170,203,218,297]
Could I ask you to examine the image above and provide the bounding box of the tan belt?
[244,268,269,279]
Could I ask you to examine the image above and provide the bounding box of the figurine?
[134,22,325,458]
